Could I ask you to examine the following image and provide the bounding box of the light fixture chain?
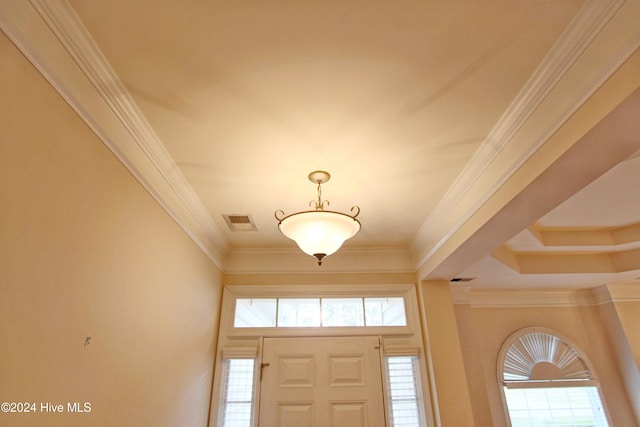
[310,179,329,210]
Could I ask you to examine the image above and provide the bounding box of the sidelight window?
[220,358,255,427]
[386,355,425,427]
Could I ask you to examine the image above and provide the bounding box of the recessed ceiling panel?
[69,0,583,249]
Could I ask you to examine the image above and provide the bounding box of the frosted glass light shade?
[279,211,361,261]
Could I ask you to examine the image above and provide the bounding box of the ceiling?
[2,0,640,290]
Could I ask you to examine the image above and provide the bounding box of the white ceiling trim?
[530,222,640,246]
[590,283,640,304]
[451,287,598,308]
[453,282,640,307]
[491,246,640,274]
[0,0,229,268]
[225,247,414,275]
[412,0,640,273]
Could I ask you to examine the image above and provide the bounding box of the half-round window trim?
[497,327,598,389]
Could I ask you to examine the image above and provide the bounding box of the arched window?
[498,328,610,426]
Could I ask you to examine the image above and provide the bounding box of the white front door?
[258,336,386,427]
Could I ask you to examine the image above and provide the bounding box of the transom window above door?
[234,296,407,328]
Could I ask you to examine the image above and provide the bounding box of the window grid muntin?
[220,359,256,427]
[504,386,609,427]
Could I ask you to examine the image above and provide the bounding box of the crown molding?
[0,0,228,268]
[451,287,596,307]
[590,283,640,304]
[530,222,640,246]
[491,245,640,274]
[224,246,414,275]
[453,282,640,307]
[412,0,640,272]
[451,287,601,308]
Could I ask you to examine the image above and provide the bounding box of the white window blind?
[386,356,424,427]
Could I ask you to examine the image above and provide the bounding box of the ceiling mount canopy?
[275,171,361,265]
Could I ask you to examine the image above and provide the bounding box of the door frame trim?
[209,283,432,427]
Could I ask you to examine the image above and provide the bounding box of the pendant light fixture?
[275,171,361,265]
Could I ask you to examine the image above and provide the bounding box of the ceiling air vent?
[450,277,475,283]
[223,214,257,231]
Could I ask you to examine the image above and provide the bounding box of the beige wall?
[610,301,640,369]
[597,298,640,421]
[0,32,223,426]
[455,302,638,427]
[420,281,475,426]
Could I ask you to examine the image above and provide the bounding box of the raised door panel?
[259,336,385,427]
